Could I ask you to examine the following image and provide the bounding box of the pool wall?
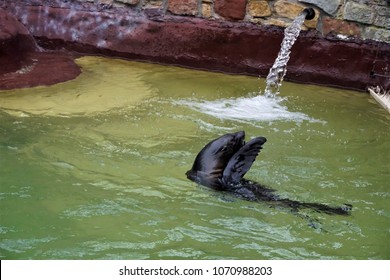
[0,0,389,91]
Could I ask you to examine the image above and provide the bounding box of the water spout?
[264,8,315,98]
[303,8,315,20]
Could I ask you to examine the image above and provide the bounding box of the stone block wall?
[1,0,389,90]
[87,0,389,42]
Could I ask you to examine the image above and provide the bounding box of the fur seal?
[186,131,352,215]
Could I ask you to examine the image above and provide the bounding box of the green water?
[0,56,389,259]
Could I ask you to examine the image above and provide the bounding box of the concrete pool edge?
[0,7,81,90]
[0,0,389,91]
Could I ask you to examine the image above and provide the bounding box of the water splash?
[177,9,317,124]
[176,95,323,124]
[264,10,309,98]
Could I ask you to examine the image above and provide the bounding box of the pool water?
[0,56,389,259]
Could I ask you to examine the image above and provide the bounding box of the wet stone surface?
[0,8,81,89]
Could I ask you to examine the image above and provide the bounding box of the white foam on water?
[176,95,323,123]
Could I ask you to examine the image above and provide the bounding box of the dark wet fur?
[228,180,352,215]
[186,131,352,216]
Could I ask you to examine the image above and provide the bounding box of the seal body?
[186,131,352,215]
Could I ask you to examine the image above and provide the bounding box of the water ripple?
[0,237,56,254]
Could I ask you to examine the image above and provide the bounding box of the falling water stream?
[264,9,311,98]
[176,10,316,122]
[183,9,316,120]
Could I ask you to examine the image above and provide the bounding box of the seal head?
[186,131,266,190]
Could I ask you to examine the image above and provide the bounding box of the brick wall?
[90,0,389,42]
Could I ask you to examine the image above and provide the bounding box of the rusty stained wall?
[1,0,389,90]
[93,0,390,42]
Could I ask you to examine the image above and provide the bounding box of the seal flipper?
[222,137,267,185]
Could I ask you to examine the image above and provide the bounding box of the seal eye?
[220,145,228,152]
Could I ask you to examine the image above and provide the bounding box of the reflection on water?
[0,57,156,116]
[0,56,389,259]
